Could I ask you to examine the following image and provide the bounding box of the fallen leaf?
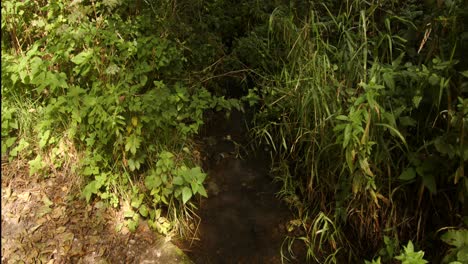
[4,185,12,199]
[51,206,65,219]
[29,224,43,233]
[37,205,52,217]
[56,226,67,234]
[36,217,48,225]
[57,232,74,243]
[18,191,30,201]
[42,194,54,207]
[32,232,42,243]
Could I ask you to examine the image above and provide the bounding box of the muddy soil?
[184,110,306,263]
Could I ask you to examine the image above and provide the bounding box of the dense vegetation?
[2,0,467,263]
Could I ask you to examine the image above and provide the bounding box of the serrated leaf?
[181,187,192,204]
[105,64,120,75]
[145,175,161,189]
[125,134,141,155]
[39,130,51,149]
[441,229,468,248]
[128,159,136,171]
[29,155,44,176]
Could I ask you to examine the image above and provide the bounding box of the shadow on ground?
[182,110,307,263]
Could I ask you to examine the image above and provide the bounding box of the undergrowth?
[1,0,241,237]
[2,0,468,262]
[244,0,468,263]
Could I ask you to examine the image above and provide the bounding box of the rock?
[138,236,193,264]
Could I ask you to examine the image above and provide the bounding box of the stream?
[184,110,306,263]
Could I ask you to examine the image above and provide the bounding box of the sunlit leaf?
[181,187,192,204]
[139,204,149,217]
[71,49,94,65]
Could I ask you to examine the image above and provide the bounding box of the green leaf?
[4,137,17,150]
[173,176,184,185]
[343,124,352,149]
[82,180,99,203]
[126,218,139,232]
[336,115,349,121]
[460,70,468,78]
[29,155,44,176]
[131,194,143,209]
[190,182,199,194]
[39,130,51,149]
[441,229,468,248]
[145,174,162,190]
[428,74,440,86]
[180,169,192,182]
[383,72,395,90]
[434,137,454,156]
[422,174,437,194]
[399,167,416,181]
[197,185,208,198]
[181,187,192,204]
[124,210,135,218]
[413,96,422,108]
[399,116,417,127]
[125,134,141,155]
[395,241,428,264]
[128,158,141,171]
[71,49,94,65]
[195,168,207,183]
[139,204,149,217]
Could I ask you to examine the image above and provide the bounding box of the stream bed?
[183,110,306,263]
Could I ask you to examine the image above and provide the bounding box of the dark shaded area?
[185,110,306,263]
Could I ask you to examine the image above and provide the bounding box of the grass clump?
[245,0,468,262]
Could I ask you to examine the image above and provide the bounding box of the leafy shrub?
[1,0,240,235]
[441,229,468,263]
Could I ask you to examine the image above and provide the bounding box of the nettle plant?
[2,0,239,234]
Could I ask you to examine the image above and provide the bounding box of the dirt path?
[1,159,191,264]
